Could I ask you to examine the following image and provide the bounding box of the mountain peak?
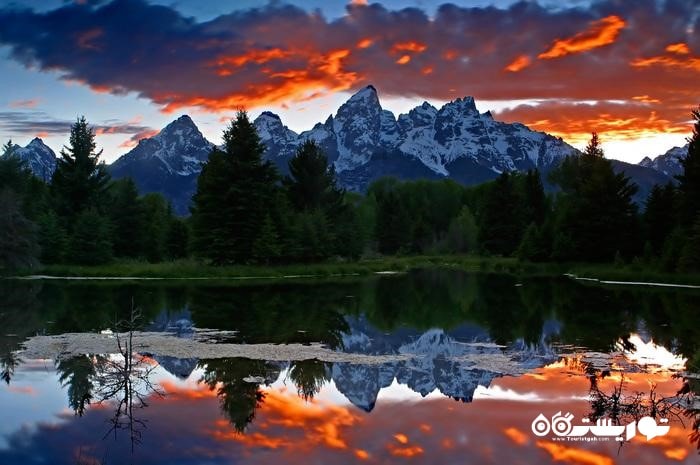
[347,85,380,105]
[444,96,478,115]
[257,111,282,121]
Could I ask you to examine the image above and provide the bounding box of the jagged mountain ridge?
[639,144,688,177]
[254,85,576,190]
[11,86,672,212]
[1,137,56,182]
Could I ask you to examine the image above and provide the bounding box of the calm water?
[0,270,698,464]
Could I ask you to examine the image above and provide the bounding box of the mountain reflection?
[0,269,699,463]
[0,354,696,465]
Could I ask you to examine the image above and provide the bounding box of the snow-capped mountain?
[2,137,57,181]
[639,144,688,177]
[106,85,670,213]
[109,115,213,215]
[255,85,576,190]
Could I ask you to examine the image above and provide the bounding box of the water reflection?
[0,270,699,463]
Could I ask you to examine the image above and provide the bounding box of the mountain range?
[1,86,682,214]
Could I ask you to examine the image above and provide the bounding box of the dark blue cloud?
[0,0,697,137]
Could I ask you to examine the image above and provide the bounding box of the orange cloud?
[503,427,528,446]
[538,15,626,59]
[536,441,615,465]
[665,42,690,55]
[497,100,691,145]
[392,41,427,53]
[356,38,373,49]
[505,55,531,72]
[118,129,159,148]
[396,55,411,65]
[630,54,700,72]
[209,387,361,452]
[162,48,358,113]
[9,98,40,108]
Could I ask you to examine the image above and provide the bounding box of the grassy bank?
[10,256,700,286]
[13,256,550,280]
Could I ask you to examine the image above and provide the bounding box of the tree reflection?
[199,358,280,432]
[57,355,97,416]
[288,359,330,401]
[54,306,163,453]
[578,358,699,453]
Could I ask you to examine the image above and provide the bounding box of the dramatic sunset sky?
[0,0,698,163]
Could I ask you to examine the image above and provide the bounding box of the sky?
[0,0,698,164]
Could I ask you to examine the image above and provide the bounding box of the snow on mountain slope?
[639,144,688,177]
[256,85,576,187]
[109,115,213,215]
[3,137,57,181]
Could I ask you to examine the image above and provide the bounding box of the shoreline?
[6,256,700,288]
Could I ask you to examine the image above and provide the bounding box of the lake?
[0,269,698,464]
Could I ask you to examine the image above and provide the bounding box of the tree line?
[1,108,699,271]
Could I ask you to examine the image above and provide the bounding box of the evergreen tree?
[522,169,547,225]
[191,111,278,264]
[643,183,677,254]
[37,211,68,264]
[0,188,39,271]
[140,193,170,263]
[0,149,47,219]
[679,214,700,272]
[2,139,15,157]
[165,217,189,260]
[51,116,110,221]
[517,222,549,262]
[447,206,478,253]
[252,214,281,262]
[677,107,700,227]
[478,172,523,256]
[375,188,411,255]
[549,134,639,261]
[285,140,343,212]
[69,208,113,265]
[584,132,605,157]
[108,178,144,258]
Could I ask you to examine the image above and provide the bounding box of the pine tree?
[375,188,411,255]
[51,116,110,222]
[69,209,113,265]
[285,139,343,212]
[108,178,144,258]
[37,211,68,264]
[0,188,39,271]
[140,193,170,263]
[517,222,549,262]
[478,172,523,256]
[679,214,700,272]
[191,111,278,264]
[165,217,189,260]
[522,169,547,225]
[585,132,605,157]
[549,134,639,261]
[447,206,478,253]
[252,214,281,262]
[2,139,15,157]
[643,183,676,254]
[678,106,700,227]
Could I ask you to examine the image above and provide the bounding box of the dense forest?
[1,108,699,272]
